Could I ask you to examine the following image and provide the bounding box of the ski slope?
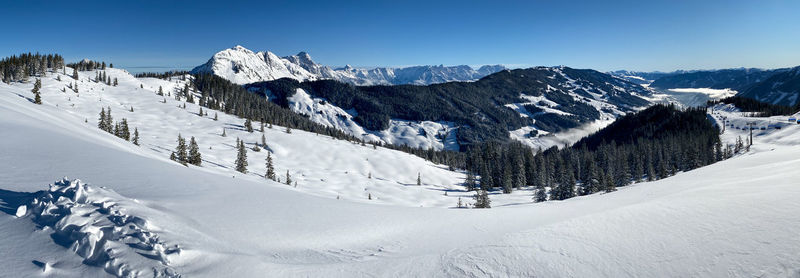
[1,69,800,277]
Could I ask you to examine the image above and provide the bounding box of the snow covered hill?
[738,66,800,107]
[2,68,800,277]
[191,45,506,85]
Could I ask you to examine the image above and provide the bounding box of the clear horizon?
[2,0,799,73]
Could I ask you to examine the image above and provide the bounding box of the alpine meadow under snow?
[1,54,800,277]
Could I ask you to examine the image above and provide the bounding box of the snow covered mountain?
[191,45,506,85]
[615,67,797,108]
[608,70,677,85]
[3,66,800,277]
[250,66,655,150]
[190,45,319,85]
[333,64,508,85]
[738,66,800,106]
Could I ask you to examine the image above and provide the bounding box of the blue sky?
[2,0,799,72]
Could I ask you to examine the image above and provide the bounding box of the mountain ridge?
[191,45,507,86]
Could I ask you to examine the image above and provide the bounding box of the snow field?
[2,67,800,277]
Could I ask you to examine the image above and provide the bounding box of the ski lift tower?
[746,121,757,146]
[721,116,727,133]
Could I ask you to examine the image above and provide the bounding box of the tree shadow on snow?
[11,92,36,104]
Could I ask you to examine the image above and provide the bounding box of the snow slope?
[287,88,459,150]
[508,67,652,150]
[2,69,800,277]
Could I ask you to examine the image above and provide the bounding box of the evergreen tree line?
[133,71,190,79]
[66,59,111,71]
[94,71,118,86]
[462,105,731,203]
[1,53,65,83]
[98,107,139,145]
[708,96,799,117]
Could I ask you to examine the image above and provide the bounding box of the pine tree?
[512,154,526,188]
[286,126,291,134]
[479,164,493,190]
[583,158,600,195]
[285,170,292,185]
[182,84,189,100]
[132,128,140,146]
[72,68,78,80]
[174,134,188,166]
[265,152,276,180]
[198,107,203,116]
[103,107,113,133]
[213,112,218,121]
[113,77,118,86]
[32,78,42,104]
[417,173,421,185]
[157,86,164,96]
[261,134,266,147]
[473,189,491,208]
[235,139,248,173]
[244,119,253,132]
[534,186,548,202]
[222,128,227,137]
[464,172,476,191]
[98,108,108,131]
[501,165,512,194]
[260,122,264,132]
[118,118,130,140]
[188,136,201,166]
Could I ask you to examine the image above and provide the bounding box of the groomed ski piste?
[1,68,799,277]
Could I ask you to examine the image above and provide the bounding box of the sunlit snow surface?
[2,69,800,277]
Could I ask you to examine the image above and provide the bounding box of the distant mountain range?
[613,67,800,107]
[648,68,787,92]
[738,66,800,107]
[191,45,507,86]
[608,70,678,85]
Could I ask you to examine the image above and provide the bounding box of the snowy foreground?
[2,70,800,277]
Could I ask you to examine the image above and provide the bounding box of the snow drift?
[20,178,181,277]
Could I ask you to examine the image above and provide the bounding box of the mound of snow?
[23,178,181,277]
